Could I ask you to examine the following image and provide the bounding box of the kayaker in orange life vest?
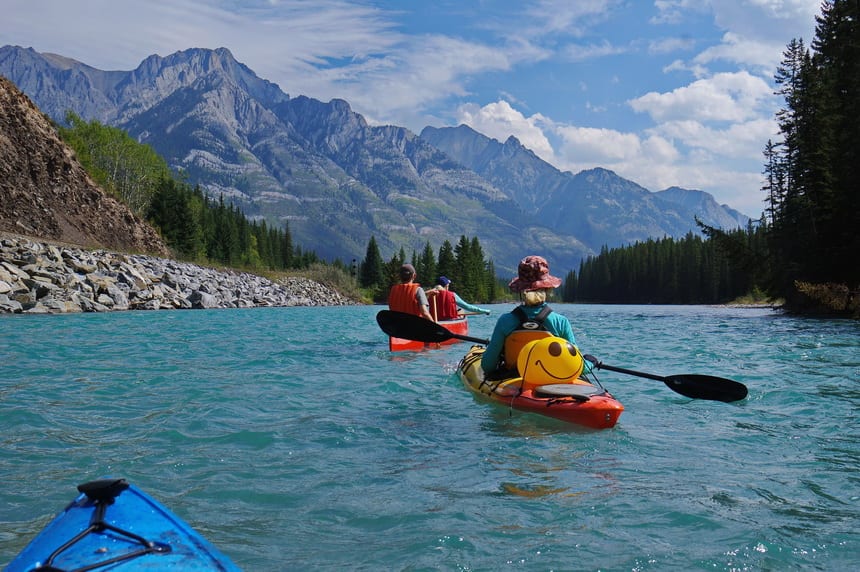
[480,255,592,376]
[388,263,435,321]
[427,276,491,320]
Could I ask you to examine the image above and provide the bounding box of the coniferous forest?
[59,112,319,273]
[759,0,859,315]
[565,224,769,304]
[358,234,497,304]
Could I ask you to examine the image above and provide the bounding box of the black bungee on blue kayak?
[6,478,241,571]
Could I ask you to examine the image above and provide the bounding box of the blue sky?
[2,0,821,217]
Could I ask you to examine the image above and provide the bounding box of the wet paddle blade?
[376,310,453,343]
[593,360,748,402]
[664,374,748,402]
[376,310,489,345]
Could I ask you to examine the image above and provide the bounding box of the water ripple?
[1,305,858,570]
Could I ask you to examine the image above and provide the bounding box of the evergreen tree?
[437,241,456,282]
[417,242,437,286]
[562,269,577,302]
[360,235,385,291]
[761,0,860,312]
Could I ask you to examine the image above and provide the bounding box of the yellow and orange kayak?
[457,345,624,429]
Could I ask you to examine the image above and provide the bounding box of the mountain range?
[0,45,749,275]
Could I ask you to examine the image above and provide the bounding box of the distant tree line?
[58,112,318,271]
[147,177,321,270]
[359,235,497,304]
[563,224,769,304]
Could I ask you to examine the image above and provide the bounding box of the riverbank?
[0,235,355,314]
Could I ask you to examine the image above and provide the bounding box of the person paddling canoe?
[388,263,434,321]
[427,275,491,320]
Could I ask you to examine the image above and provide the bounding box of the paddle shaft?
[444,332,490,344]
[593,362,670,382]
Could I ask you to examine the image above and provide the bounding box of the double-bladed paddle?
[375,309,749,403]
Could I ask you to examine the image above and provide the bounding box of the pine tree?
[359,236,385,291]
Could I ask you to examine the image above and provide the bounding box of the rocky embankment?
[0,236,354,314]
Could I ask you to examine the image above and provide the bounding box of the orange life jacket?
[502,305,554,369]
[388,283,422,315]
[427,289,459,321]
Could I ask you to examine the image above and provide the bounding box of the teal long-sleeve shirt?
[453,292,490,315]
[480,303,585,373]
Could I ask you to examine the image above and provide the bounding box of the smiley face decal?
[517,336,584,387]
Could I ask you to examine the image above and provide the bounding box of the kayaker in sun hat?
[427,275,491,320]
[481,255,591,376]
[388,263,434,321]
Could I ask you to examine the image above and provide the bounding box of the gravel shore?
[0,235,355,314]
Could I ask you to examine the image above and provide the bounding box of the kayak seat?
[533,384,602,400]
[78,478,130,503]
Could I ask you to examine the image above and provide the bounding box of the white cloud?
[649,117,777,159]
[709,0,819,43]
[693,32,787,72]
[553,124,644,164]
[628,71,775,122]
[523,0,617,37]
[325,35,516,128]
[648,36,696,55]
[455,101,555,161]
[563,40,627,62]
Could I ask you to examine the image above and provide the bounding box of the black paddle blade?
[593,360,748,402]
[663,374,748,402]
[376,310,453,343]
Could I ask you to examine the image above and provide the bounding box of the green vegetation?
[563,224,770,304]
[56,112,363,299]
[358,235,496,304]
[753,0,857,315]
[59,112,171,214]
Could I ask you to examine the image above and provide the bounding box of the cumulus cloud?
[693,32,788,72]
[456,101,555,161]
[628,71,775,122]
[709,0,819,44]
[649,117,777,159]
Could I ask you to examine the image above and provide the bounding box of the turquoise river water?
[1,304,858,571]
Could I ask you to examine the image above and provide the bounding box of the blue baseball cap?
[437,276,451,286]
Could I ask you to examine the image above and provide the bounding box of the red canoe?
[388,316,469,351]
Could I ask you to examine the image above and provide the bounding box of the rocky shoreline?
[0,235,355,314]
